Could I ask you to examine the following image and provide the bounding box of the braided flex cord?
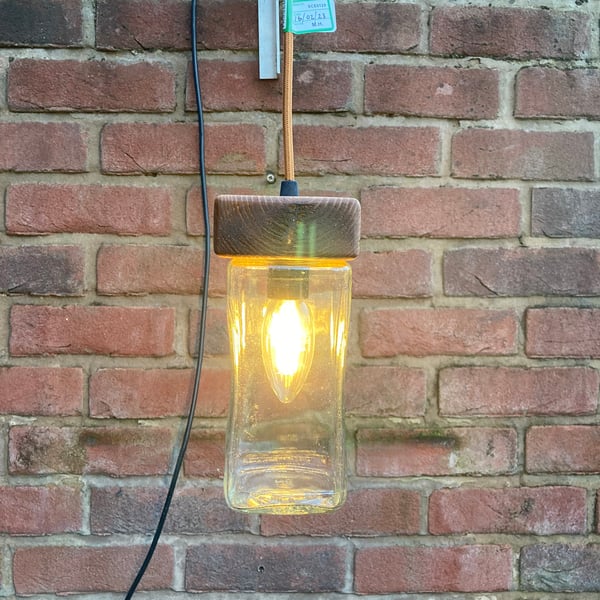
[282,30,295,183]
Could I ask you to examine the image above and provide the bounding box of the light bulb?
[262,299,314,403]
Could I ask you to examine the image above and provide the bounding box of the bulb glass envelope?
[214,194,360,514]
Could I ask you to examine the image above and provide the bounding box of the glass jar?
[214,194,360,514]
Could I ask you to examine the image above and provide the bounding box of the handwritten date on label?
[285,0,336,34]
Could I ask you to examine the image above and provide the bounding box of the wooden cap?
[214,195,361,259]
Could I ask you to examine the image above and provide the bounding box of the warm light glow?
[262,299,314,403]
[268,300,308,375]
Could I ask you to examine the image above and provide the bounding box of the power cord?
[124,0,210,596]
[280,30,298,196]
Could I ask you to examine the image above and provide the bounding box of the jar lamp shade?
[214,194,360,514]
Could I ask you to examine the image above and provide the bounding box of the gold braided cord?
[282,30,295,181]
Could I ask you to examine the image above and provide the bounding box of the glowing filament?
[262,300,314,403]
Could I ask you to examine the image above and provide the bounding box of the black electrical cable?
[124,0,210,597]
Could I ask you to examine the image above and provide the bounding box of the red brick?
[184,430,225,478]
[439,367,598,417]
[261,488,421,536]
[186,185,220,236]
[8,59,175,112]
[0,485,82,535]
[0,367,82,416]
[96,0,256,50]
[207,253,229,297]
[344,366,426,418]
[89,368,229,419]
[0,122,87,172]
[96,0,193,50]
[360,308,518,357]
[0,245,84,295]
[452,129,594,181]
[199,0,258,48]
[352,250,432,298]
[98,245,226,297]
[91,486,249,534]
[521,544,600,592]
[189,307,229,356]
[101,122,266,175]
[526,307,600,358]
[356,427,517,477]
[0,0,83,47]
[444,247,600,296]
[9,425,175,476]
[361,186,521,238]
[429,487,587,535]
[9,305,174,357]
[6,183,172,235]
[292,125,440,176]
[365,65,498,119]
[200,254,228,297]
[526,426,600,474]
[188,59,353,113]
[13,545,173,594]
[532,187,600,238]
[516,67,600,120]
[297,3,421,53]
[355,544,512,593]
[186,541,346,592]
[97,245,200,295]
[431,7,591,59]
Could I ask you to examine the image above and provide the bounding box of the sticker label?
[285,0,336,34]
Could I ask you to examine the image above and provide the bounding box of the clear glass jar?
[224,257,351,514]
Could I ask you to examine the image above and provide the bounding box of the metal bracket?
[258,0,280,79]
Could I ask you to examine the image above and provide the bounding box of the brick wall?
[0,0,599,596]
